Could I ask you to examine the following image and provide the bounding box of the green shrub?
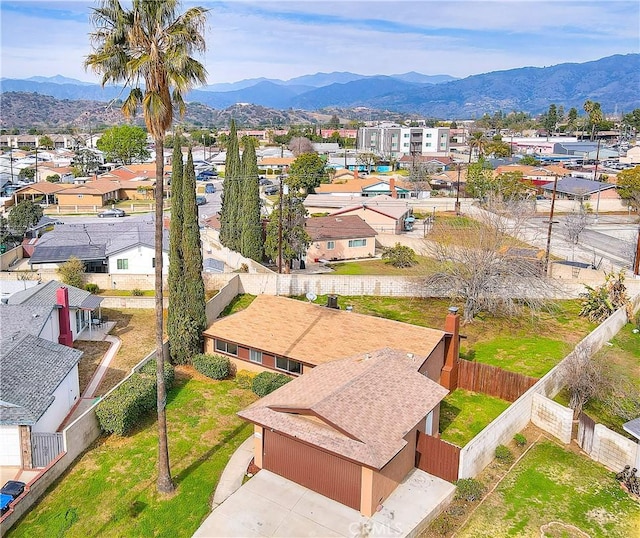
[95,375,157,436]
[430,513,455,536]
[236,370,256,390]
[138,359,175,388]
[131,288,143,296]
[251,371,292,397]
[495,444,514,464]
[192,353,231,380]
[513,433,527,447]
[85,283,100,293]
[455,478,485,502]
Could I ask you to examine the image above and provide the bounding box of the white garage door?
[0,425,21,466]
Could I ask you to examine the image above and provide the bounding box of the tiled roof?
[203,295,446,367]
[0,333,82,425]
[239,348,448,469]
[305,215,377,241]
[15,182,75,195]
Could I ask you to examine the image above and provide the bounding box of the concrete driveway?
[193,468,455,538]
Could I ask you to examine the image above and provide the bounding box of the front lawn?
[439,389,511,447]
[327,256,439,276]
[457,441,640,537]
[8,369,257,538]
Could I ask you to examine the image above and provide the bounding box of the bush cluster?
[96,360,175,436]
[192,353,231,380]
[251,371,292,397]
[85,283,100,293]
[236,370,256,390]
[131,288,143,296]
[454,478,486,502]
[513,433,527,447]
[495,444,515,464]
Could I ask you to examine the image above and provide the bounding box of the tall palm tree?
[85,0,207,494]
[468,131,488,163]
[583,100,603,141]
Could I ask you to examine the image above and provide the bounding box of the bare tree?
[561,343,605,417]
[356,152,378,173]
[425,201,558,323]
[564,208,589,245]
[288,137,314,157]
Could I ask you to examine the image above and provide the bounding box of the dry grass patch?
[73,340,111,394]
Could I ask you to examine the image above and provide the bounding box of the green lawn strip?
[439,389,510,447]
[8,374,257,538]
[219,293,256,317]
[458,441,640,538]
[327,256,439,276]
[471,336,570,378]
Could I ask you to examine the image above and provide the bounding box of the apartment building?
[357,124,450,158]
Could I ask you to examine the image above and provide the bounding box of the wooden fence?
[416,432,460,482]
[458,359,538,402]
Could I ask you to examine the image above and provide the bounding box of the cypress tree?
[240,140,263,261]
[181,148,207,357]
[167,137,185,363]
[219,119,241,251]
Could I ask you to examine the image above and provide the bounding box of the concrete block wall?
[205,275,240,324]
[458,296,639,479]
[531,394,573,444]
[590,425,640,473]
[0,245,23,271]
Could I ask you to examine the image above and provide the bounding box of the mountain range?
[1,54,638,125]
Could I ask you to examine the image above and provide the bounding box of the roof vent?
[448,306,459,314]
[407,353,414,360]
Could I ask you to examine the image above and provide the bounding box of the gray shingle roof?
[0,333,82,425]
[540,177,615,196]
[30,220,168,265]
[0,304,53,345]
[7,280,92,309]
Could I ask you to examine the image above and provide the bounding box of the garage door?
[0,425,21,466]
[263,430,361,511]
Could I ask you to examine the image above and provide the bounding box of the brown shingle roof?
[305,215,377,241]
[239,348,448,468]
[203,295,446,367]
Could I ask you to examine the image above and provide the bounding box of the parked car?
[196,170,217,181]
[259,178,273,186]
[205,182,216,193]
[264,185,278,196]
[98,208,126,218]
[196,195,207,206]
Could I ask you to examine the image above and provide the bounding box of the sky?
[1,1,638,85]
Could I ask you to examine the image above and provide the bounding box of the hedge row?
[96,361,175,436]
[192,353,231,380]
[252,371,292,397]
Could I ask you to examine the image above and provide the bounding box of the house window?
[250,349,263,364]
[425,133,432,138]
[276,357,302,374]
[327,241,335,250]
[117,259,128,270]
[348,239,366,247]
[215,339,238,356]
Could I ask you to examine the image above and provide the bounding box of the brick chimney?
[389,177,397,198]
[57,286,73,347]
[353,168,359,179]
[440,306,460,390]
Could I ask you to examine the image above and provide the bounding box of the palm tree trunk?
[154,138,174,494]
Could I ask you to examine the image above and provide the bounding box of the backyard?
[7,369,257,538]
[455,440,640,538]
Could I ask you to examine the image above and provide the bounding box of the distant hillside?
[368,53,640,117]
[0,92,317,129]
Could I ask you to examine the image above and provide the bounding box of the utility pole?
[278,176,283,274]
[544,174,558,275]
[455,163,462,215]
[593,138,601,222]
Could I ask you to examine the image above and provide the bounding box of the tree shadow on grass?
[173,422,249,485]
[439,399,461,434]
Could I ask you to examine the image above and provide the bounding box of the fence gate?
[576,413,596,454]
[416,432,460,482]
[32,432,64,468]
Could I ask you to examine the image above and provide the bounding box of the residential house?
[397,155,453,171]
[12,182,75,206]
[5,280,104,341]
[494,164,569,187]
[0,285,89,469]
[305,215,377,263]
[540,177,619,202]
[620,146,640,165]
[329,195,414,234]
[29,220,169,274]
[258,156,295,174]
[316,175,411,199]
[202,295,457,385]
[239,348,449,516]
[54,179,122,207]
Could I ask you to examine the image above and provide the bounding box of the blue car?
[205,183,215,194]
